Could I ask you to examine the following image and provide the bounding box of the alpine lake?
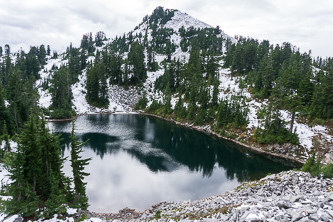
[48,114,294,213]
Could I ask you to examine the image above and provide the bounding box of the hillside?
[2,6,333,222]
[1,6,333,165]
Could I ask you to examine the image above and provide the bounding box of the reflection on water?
[49,114,293,213]
[82,133,120,159]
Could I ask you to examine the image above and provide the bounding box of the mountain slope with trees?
[1,5,333,221]
[0,6,332,165]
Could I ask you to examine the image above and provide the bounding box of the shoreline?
[46,112,305,166]
[10,112,310,220]
[46,118,74,122]
[73,170,332,221]
[45,112,138,122]
[140,113,305,166]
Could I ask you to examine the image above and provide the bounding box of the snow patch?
[164,10,212,31]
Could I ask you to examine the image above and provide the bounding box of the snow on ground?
[0,141,17,153]
[72,72,90,114]
[141,46,333,154]
[0,163,9,191]
[144,69,165,107]
[170,96,178,110]
[37,56,68,110]
[37,53,139,114]
[107,85,139,113]
[0,200,94,222]
[218,68,244,99]
[34,9,332,155]
[164,10,212,31]
[38,88,52,109]
[280,110,333,153]
[216,67,333,154]
[246,100,265,129]
[172,48,190,62]
[71,71,137,114]
[0,142,16,222]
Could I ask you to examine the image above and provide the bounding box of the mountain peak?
[140,6,212,31]
[164,10,212,31]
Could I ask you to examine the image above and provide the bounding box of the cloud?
[0,0,332,57]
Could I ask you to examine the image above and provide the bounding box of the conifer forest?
[1,6,333,220]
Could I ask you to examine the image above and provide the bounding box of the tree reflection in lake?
[49,114,293,213]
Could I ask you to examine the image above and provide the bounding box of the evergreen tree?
[88,32,95,54]
[80,34,89,50]
[2,111,68,219]
[298,70,313,106]
[128,41,146,84]
[147,46,154,71]
[38,44,47,65]
[67,47,81,84]
[24,51,40,80]
[86,59,109,108]
[70,120,91,209]
[4,44,10,55]
[174,94,183,118]
[109,52,123,85]
[4,140,38,218]
[49,66,74,119]
[302,152,321,177]
[95,31,106,47]
[215,97,248,130]
[0,84,14,135]
[86,63,100,105]
[47,45,51,56]
[320,68,333,118]
[255,103,299,144]
[7,69,39,130]
[37,114,69,218]
[256,52,274,98]
[38,116,67,197]
[134,92,148,110]
[211,78,219,108]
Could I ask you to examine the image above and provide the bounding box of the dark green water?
[48,114,292,213]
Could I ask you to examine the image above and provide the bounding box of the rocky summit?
[134,170,333,221]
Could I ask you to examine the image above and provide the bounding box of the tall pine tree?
[49,66,74,119]
[70,120,91,209]
[2,111,69,219]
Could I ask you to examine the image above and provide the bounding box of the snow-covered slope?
[215,69,333,159]
[35,8,333,162]
[164,10,235,46]
[37,54,140,115]
[164,10,211,30]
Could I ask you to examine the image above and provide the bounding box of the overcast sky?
[0,0,332,58]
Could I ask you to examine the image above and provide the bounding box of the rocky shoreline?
[68,113,332,221]
[43,113,333,222]
[46,112,305,166]
[7,114,333,221]
[46,112,306,166]
[141,113,305,166]
[4,170,333,221]
[71,170,333,221]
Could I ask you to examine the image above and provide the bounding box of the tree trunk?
[45,159,49,180]
[33,176,36,193]
[17,181,22,201]
[290,110,295,133]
